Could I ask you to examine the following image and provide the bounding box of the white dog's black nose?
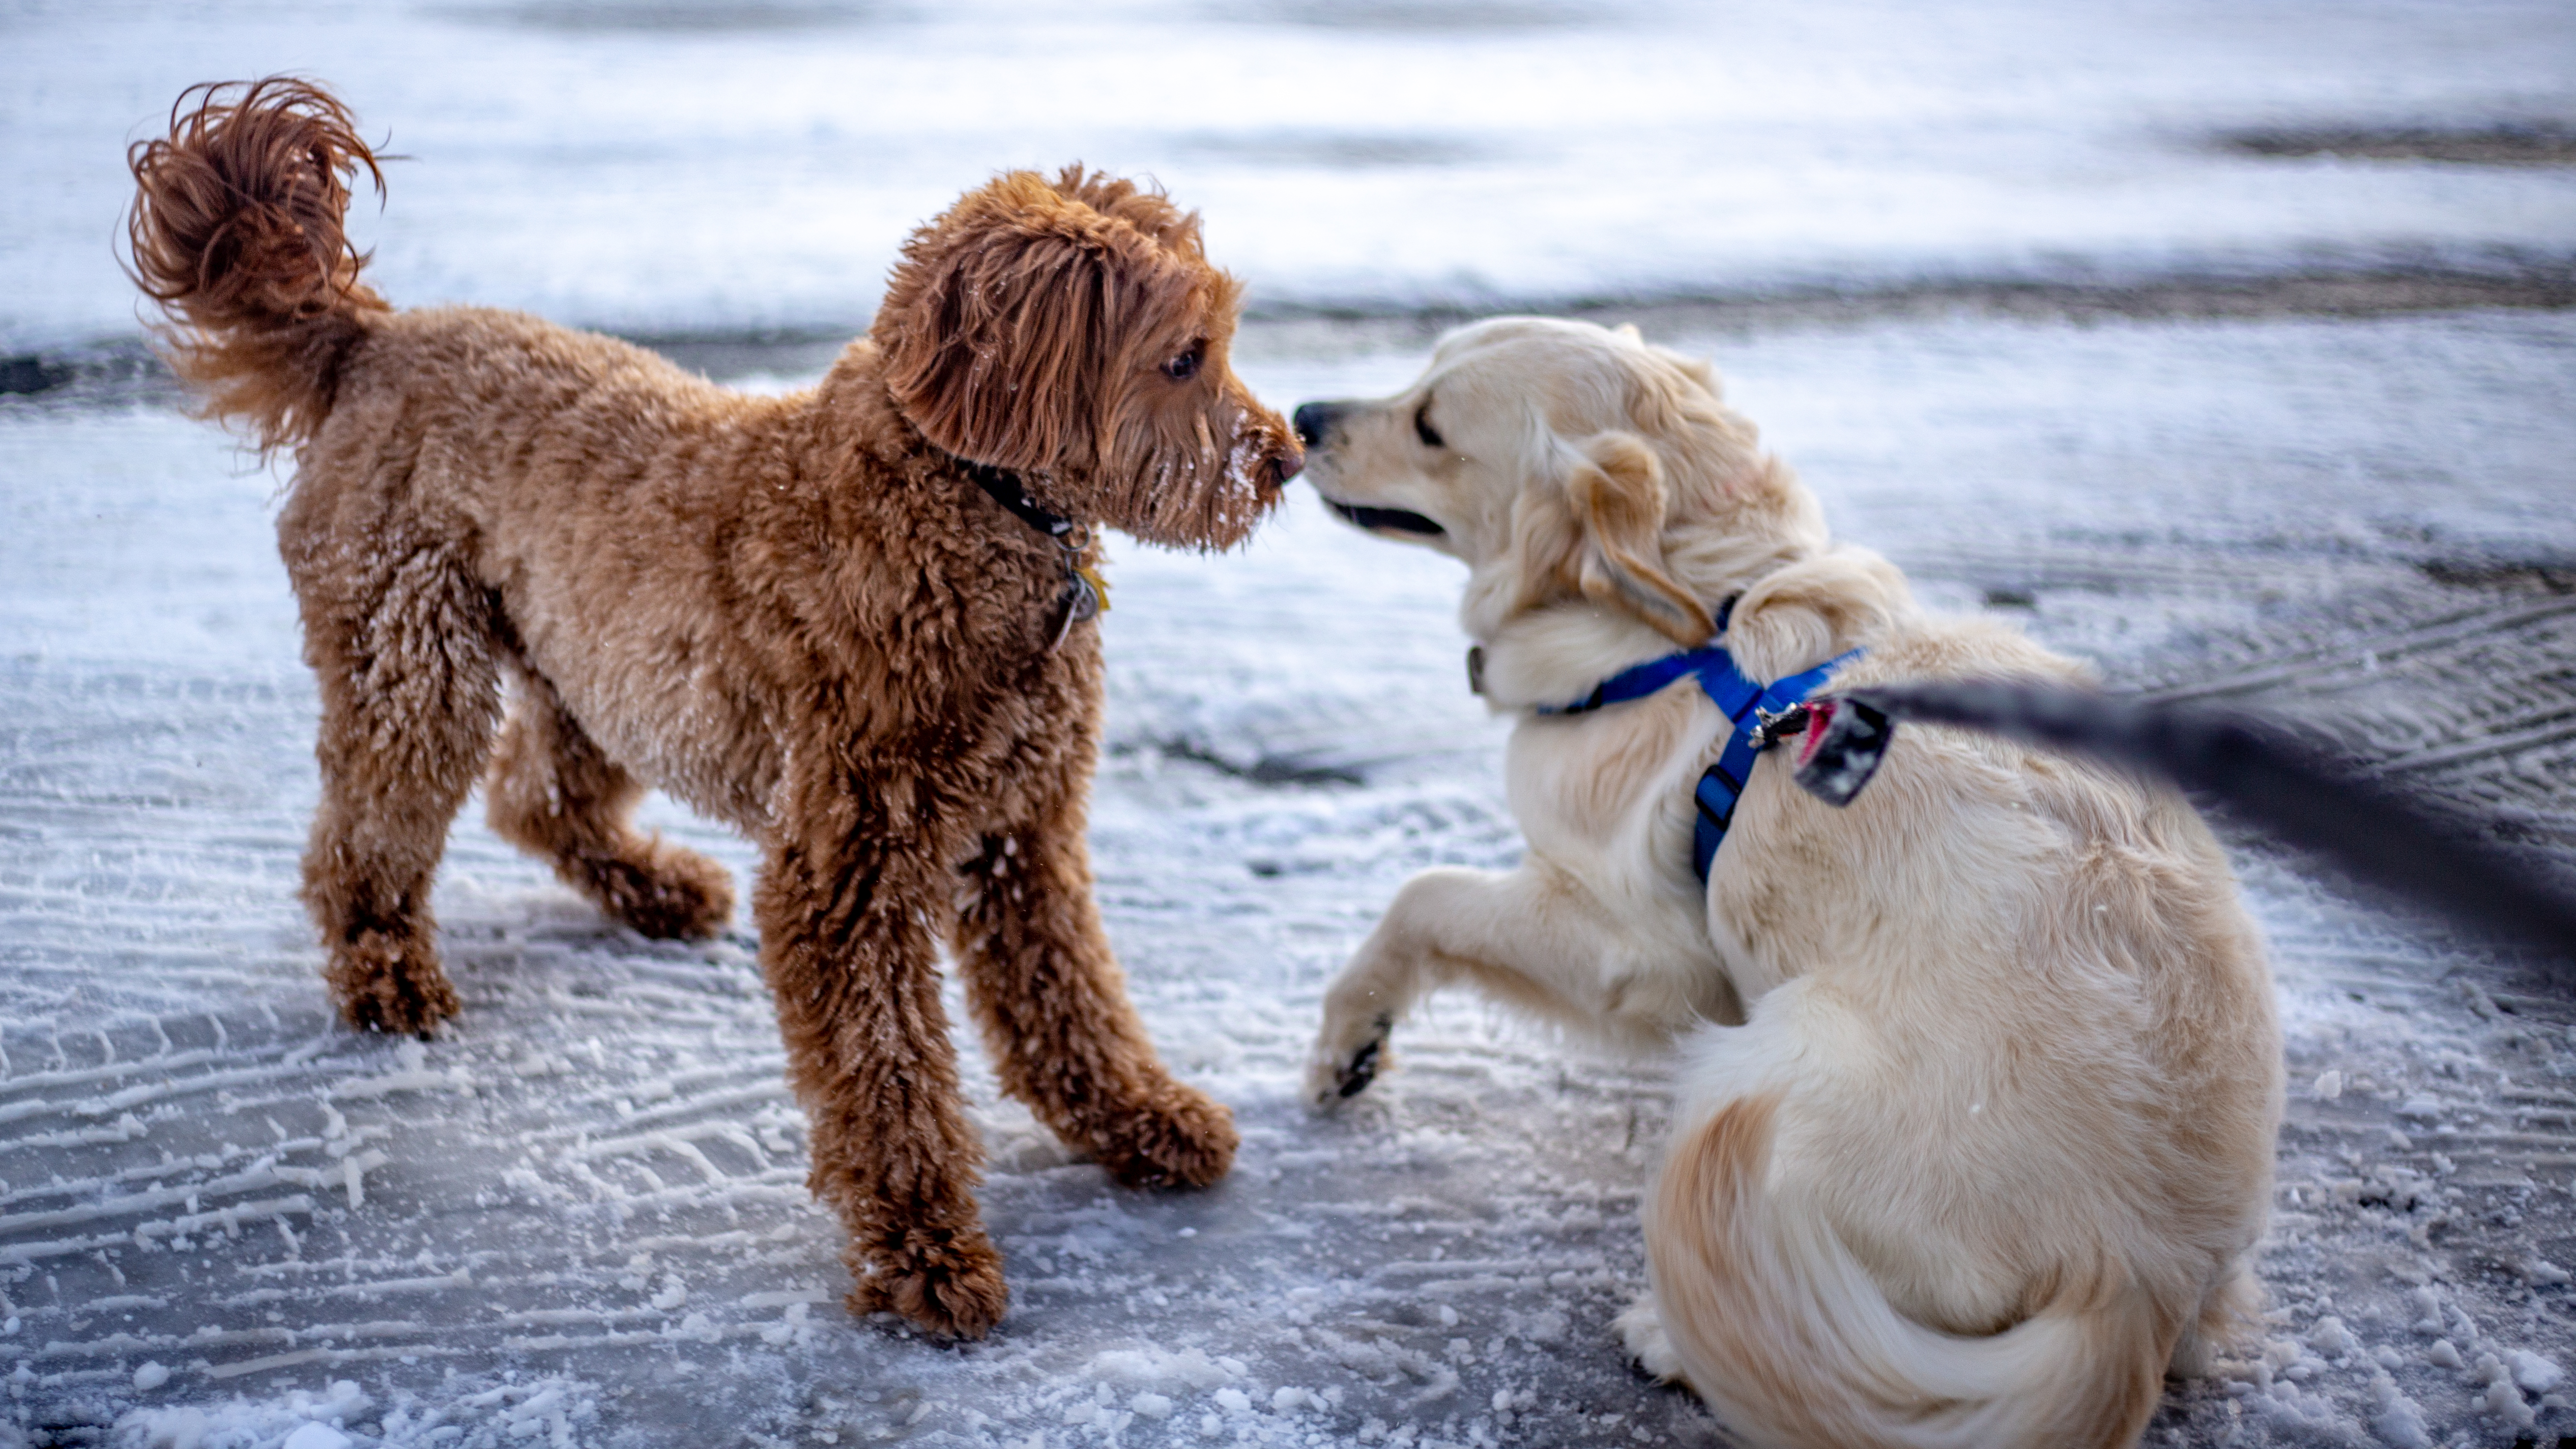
[1292,401,1342,448]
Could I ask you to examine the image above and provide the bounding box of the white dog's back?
[1647,622,2280,1447]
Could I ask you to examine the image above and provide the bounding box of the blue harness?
[1536,602,1864,882]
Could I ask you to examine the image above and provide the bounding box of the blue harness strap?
[1539,604,1863,882]
[1682,649,1861,881]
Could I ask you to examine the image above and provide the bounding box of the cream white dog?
[1291,317,2282,1448]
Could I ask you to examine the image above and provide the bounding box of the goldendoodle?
[127,77,1301,1340]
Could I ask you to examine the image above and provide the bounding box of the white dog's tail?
[1647,1094,2168,1449]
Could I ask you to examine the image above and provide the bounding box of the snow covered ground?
[7,2,2576,1446]
[6,0,2575,349]
[11,309,2576,1448]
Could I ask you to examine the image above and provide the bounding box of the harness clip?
[1751,703,1815,750]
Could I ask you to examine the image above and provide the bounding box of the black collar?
[963,460,1075,543]
[958,458,1105,647]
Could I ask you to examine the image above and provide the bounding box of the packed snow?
[7,1,2576,1445]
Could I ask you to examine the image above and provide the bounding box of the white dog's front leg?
[1305,870,1470,1107]
[1308,863,1646,1107]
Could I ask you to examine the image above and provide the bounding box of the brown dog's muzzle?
[1260,438,1305,489]
[1225,403,1303,500]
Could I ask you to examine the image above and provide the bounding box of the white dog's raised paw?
[1303,1024,1391,1109]
[1615,1291,1686,1384]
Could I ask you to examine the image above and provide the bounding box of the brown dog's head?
[873,167,1300,549]
[1293,317,1800,651]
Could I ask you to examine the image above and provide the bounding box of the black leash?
[962,461,1106,649]
[1786,681,2576,965]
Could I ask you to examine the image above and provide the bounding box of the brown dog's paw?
[848,1232,1009,1341]
[580,840,734,940]
[325,935,462,1037]
[1096,1084,1239,1190]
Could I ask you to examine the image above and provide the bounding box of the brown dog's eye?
[1414,400,1444,450]
[1162,341,1205,382]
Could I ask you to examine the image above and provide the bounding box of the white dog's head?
[1293,319,1824,670]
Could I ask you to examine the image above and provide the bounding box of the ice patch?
[2368,1368,2434,1449]
[2511,1348,2566,1394]
[2303,1314,2354,1358]
[114,1380,378,1449]
[1085,1346,1241,1392]
[2475,1351,2541,1428]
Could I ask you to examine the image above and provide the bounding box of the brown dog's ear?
[874,172,1112,474]
[1565,432,1716,645]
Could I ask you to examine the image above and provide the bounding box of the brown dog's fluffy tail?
[126,77,390,450]
[1647,1095,2170,1449]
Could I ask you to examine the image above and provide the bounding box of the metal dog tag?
[1050,572,1103,650]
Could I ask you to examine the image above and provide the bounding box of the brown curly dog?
[126,77,1301,1341]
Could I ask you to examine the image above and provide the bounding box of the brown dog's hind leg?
[486,669,733,940]
[759,803,1007,1341]
[290,528,503,1036]
[954,780,1239,1193]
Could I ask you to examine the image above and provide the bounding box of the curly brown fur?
[129,77,1295,1341]
[125,78,390,452]
[485,664,736,940]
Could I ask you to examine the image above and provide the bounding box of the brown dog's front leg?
[757,823,1004,1341]
[953,785,1238,1192]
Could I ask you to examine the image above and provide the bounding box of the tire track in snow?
[1954,562,2576,1440]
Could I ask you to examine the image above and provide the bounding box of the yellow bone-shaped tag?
[1074,561,1111,613]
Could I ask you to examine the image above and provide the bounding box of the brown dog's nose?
[1265,440,1304,487]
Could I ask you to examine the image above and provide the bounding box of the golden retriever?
[126,77,1302,1341]
[1291,316,2281,1446]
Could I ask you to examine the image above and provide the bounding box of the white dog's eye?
[1162,341,1205,382]
[1413,399,1444,450]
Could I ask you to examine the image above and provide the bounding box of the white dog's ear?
[1565,433,1716,645]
